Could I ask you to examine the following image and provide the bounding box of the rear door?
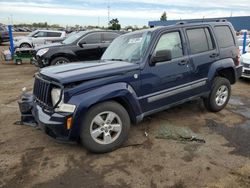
[75,32,102,61]
[184,26,218,81]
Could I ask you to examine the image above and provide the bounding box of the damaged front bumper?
[18,93,74,142]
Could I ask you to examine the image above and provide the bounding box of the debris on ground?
[155,123,205,143]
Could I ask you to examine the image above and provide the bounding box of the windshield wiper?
[104,58,126,61]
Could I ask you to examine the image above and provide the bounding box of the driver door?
[32,31,47,47]
[140,29,195,113]
[75,33,102,61]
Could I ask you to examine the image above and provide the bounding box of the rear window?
[214,26,235,48]
[47,32,61,37]
[187,28,214,54]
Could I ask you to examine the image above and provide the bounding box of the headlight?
[51,88,76,113]
[51,88,61,106]
[37,48,49,57]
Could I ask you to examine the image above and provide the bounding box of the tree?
[160,11,167,21]
[108,18,121,30]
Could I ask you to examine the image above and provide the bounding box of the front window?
[101,31,152,63]
[62,31,87,44]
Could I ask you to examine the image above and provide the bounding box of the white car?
[241,53,250,78]
[14,30,66,48]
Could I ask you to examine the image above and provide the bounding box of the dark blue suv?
[19,20,242,153]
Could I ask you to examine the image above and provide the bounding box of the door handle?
[210,53,219,58]
[178,60,188,66]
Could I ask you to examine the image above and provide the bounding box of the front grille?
[33,75,53,108]
[243,69,250,75]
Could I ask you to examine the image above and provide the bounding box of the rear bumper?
[236,65,243,78]
[18,93,74,142]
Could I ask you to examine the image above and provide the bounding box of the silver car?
[14,30,66,48]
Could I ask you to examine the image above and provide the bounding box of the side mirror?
[79,41,86,48]
[151,50,172,65]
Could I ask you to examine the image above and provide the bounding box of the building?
[148,16,250,31]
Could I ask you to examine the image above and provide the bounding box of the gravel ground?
[0,52,250,188]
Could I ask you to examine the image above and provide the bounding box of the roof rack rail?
[175,18,227,25]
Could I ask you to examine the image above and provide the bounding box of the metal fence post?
[8,25,14,57]
[242,31,247,54]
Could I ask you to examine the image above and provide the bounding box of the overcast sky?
[0,0,250,27]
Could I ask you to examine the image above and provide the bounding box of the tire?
[20,43,32,48]
[80,101,130,153]
[50,57,70,65]
[203,77,231,112]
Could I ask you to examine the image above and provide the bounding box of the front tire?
[204,77,231,112]
[81,101,130,153]
[50,57,70,65]
[20,43,32,48]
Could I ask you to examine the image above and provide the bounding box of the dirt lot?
[0,49,250,188]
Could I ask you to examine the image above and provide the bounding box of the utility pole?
[107,4,110,27]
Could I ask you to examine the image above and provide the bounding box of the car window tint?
[187,28,214,54]
[47,32,61,37]
[81,33,101,44]
[154,31,183,59]
[102,32,119,43]
[214,26,235,48]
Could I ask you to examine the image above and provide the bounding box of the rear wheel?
[20,43,31,48]
[203,77,231,112]
[80,101,130,153]
[50,57,70,65]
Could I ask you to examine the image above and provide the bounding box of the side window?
[214,26,235,48]
[102,32,119,43]
[34,31,47,38]
[187,28,214,54]
[81,33,101,44]
[154,31,183,59]
[47,32,61,37]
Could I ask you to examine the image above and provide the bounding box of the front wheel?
[203,77,231,112]
[80,101,130,153]
[50,57,70,65]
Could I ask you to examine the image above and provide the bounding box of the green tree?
[108,18,121,30]
[160,11,167,21]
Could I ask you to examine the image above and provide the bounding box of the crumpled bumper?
[18,93,74,142]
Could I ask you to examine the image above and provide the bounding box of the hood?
[34,42,63,51]
[40,60,140,84]
[242,53,250,63]
[14,36,28,40]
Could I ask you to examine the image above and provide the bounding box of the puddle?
[229,96,244,106]
[206,119,250,158]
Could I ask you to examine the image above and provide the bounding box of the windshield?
[62,31,87,44]
[101,31,152,63]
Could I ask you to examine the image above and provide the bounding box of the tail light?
[235,48,240,66]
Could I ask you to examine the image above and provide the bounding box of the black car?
[33,30,123,67]
[0,25,9,44]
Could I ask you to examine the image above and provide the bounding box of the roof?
[149,16,250,31]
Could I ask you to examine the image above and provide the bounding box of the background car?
[241,53,250,78]
[0,24,9,44]
[14,30,66,48]
[33,30,124,67]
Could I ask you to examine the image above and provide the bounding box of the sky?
[0,0,250,27]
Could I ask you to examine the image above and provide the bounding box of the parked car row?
[32,30,124,67]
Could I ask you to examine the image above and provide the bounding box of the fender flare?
[68,82,142,139]
[207,58,236,85]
